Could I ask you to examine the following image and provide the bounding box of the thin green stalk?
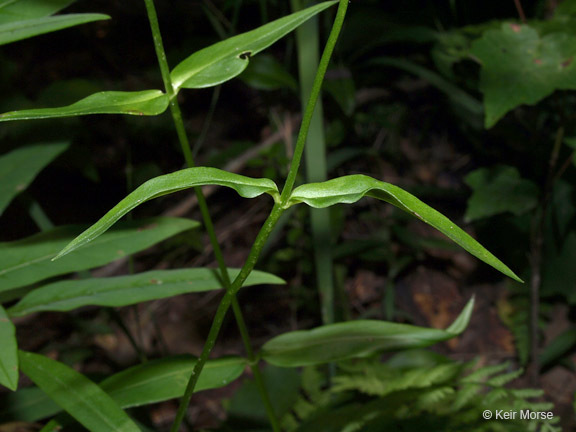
[143,1,279,430]
[280,0,348,201]
[171,1,349,430]
[292,0,335,326]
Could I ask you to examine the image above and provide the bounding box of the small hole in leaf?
[239,51,252,60]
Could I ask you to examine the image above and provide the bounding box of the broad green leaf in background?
[0,305,18,390]
[9,268,284,316]
[0,217,199,294]
[55,167,279,259]
[0,141,68,216]
[0,90,169,121]
[0,13,109,45]
[464,165,539,222]
[261,298,475,367]
[19,351,140,432]
[240,54,298,91]
[471,23,576,128]
[100,356,247,408]
[170,1,336,90]
[287,175,521,282]
[0,0,74,24]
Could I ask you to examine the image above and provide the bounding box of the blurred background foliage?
[1,0,576,430]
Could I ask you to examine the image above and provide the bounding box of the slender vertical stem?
[172,204,285,432]
[514,0,527,22]
[170,1,350,430]
[280,0,348,201]
[292,0,335,326]
[143,1,279,430]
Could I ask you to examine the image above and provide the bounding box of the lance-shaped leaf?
[0,0,75,24]
[55,167,279,259]
[0,305,18,391]
[0,217,199,294]
[0,141,68,216]
[0,356,246,421]
[0,386,60,422]
[0,13,109,46]
[0,90,169,121]
[19,351,140,432]
[261,297,475,367]
[171,1,336,90]
[101,356,247,408]
[287,175,521,282]
[9,268,284,316]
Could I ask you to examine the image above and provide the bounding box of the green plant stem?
[143,1,280,430]
[170,1,349,430]
[280,0,348,201]
[292,0,335,326]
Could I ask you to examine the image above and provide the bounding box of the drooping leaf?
[9,268,284,316]
[0,13,109,45]
[471,23,576,128]
[0,0,74,24]
[55,167,279,259]
[170,1,336,90]
[18,351,140,432]
[0,305,18,391]
[0,217,199,294]
[261,298,475,367]
[464,165,539,221]
[287,175,521,282]
[101,356,247,408]
[0,90,169,121]
[0,141,68,216]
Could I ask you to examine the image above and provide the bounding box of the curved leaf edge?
[260,297,475,367]
[287,174,522,283]
[0,90,169,122]
[54,167,279,260]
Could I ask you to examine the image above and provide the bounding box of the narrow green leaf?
[0,13,109,46]
[0,217,199,294]
[170,1,336,90]
[372,57,483,115]
[55,167,279,259]
[0,386,60,422]
[0,0,75,24]
[0,356,246,422]
[18,351,140,432]
[0,141,68,216]
[0,90,169,121]
[261,298,475,367]
[287,175,521,282]
[101,356,247,408]
[9,268,285,316]
[0,305,18,390]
